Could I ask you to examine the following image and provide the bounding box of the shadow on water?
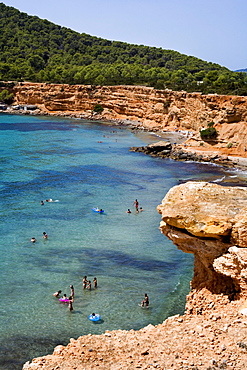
[89,319,104,325]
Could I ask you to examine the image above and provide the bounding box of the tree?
[0,89,14,104]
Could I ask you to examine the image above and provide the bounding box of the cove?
[0,113,241,369]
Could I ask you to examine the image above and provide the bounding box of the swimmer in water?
[40,200,44,205]
[126,209,131,213]
[53,290,62,297]
[43,232,48,239]
[86,280,91,290]
[30,237,37,243]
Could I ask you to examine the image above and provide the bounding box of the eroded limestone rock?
[157,181,247,302]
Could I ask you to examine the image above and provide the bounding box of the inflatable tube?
[88,313,101,321]
[92,208,104,213]
[59,298,70,303]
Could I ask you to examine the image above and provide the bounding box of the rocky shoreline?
[3,81,247,169]
[4,105,247,171]
[130,140,247,169]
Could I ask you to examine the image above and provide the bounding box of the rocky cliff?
[157,181,247,312]
[23,182,247,369]
[10,82,247,158]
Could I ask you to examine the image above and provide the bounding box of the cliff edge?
[8,82,247,163]
[23,182,247,370]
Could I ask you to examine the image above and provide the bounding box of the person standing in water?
[70,285,74,297]
[141,293,149,307]
[133,199,139,212]
[93,277,97,288]
[68,299,73,311]
[83,276,88,289]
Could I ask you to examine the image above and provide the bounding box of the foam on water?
[0,113,244,369]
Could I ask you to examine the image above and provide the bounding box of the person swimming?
[53,290,62,297]
[43,232,48,239]
[30,237,37,243]
[126,209,131,213]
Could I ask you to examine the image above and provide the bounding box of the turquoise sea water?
[0,114,244,369]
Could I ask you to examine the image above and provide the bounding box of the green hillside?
[1,2,247,95]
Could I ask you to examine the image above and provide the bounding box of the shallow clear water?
[0,114,245,369]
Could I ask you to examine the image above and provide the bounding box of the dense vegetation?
[1,3,247,95]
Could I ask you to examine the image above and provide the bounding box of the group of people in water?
[40,199,54,205]
[126,199,144,214]
[83,276,97,290]
[53,284,75,311]
[49,196,149,314]
[30,232,48,243]
[53,277,98,312]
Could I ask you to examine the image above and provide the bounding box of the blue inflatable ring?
[88,313,101,321]
[92,208,104,213]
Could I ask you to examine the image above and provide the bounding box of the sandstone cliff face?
[157,181,247,311]
[11,82,247,157]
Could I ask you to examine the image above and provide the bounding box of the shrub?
[0,89,14,104]
[207,121,214,128]
[200,126,218,140]
[227,142,233,148]
[163,100,171,109]
[93,104,104,113]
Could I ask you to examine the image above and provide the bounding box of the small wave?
[212,176,225,183]
[172,280,181,292]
